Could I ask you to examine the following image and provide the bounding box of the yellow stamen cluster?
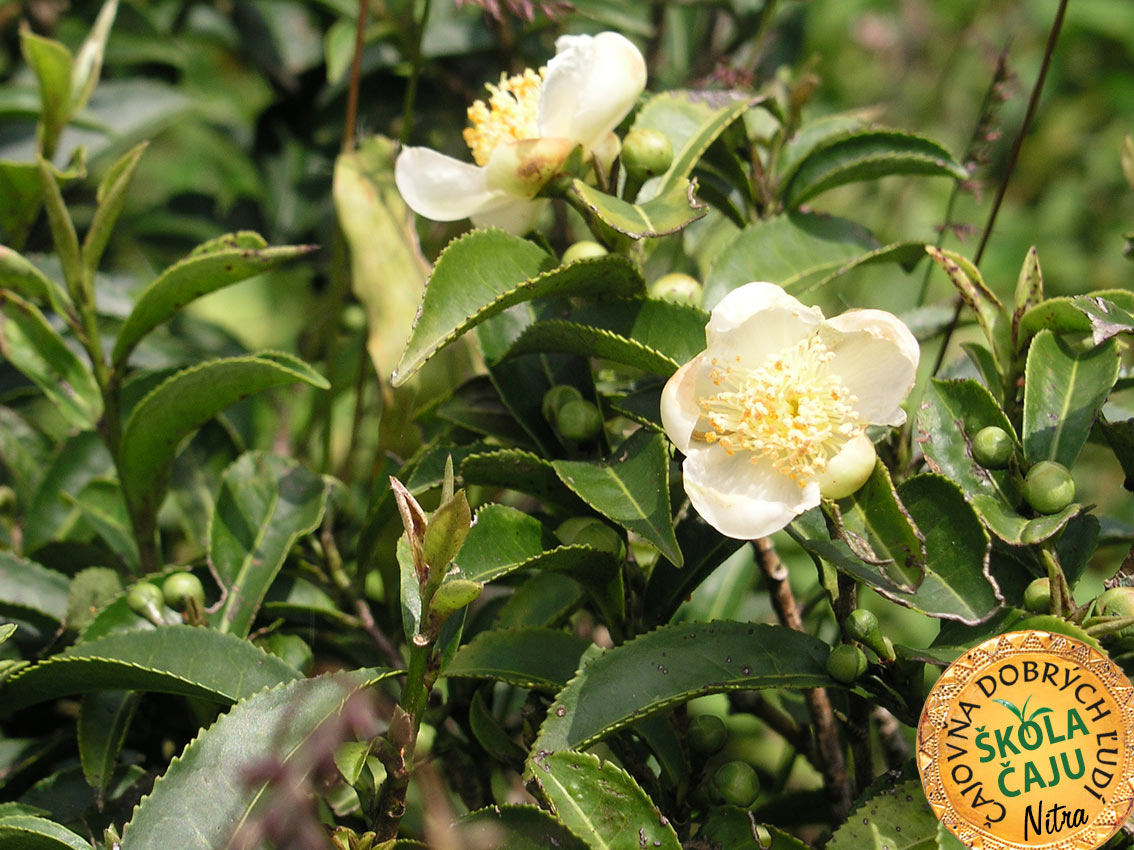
[697,336,861,486]
[463,68,545,166]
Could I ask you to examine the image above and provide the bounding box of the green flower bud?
[845,608,895,661]
[649,272,702,307]
[826,643,868,684]
[542,384,584,425]
[971,426,1014,469]
[1022,577,1052,614]
[620,128,674,180]
[163,571,205,611]
[687,714,728,755]
[817,433,877,500]
[562,240,609,264]
[340,303,368,333]
[556,517,625,558]
[708,760,760,808]
[0,485,16,515]
[556,399,603,441]
[126,581,164,623]
[1023,460,1075,515]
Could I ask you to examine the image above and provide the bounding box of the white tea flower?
[661,282,919,539]
[395,32,646,235]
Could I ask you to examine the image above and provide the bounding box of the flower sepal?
[485,137,578,197]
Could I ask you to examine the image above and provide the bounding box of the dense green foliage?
[1,1,1133,848]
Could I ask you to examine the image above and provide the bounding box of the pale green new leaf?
[537,751,681,850]
[569,177,706,239]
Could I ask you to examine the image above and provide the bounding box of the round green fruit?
[1023,460,1075,515]
[826,644,868,684]
[1022,577,1052,614]
[687,714,728,755]
[162,572,205,611]
[1098,587,1134,619]
[648,273,702,307]
[972,426,1014,469]
[561,240,609,264]
[709,761,760,808]
[845,608,881,645]
[126,581,164,617]
[541,385,583,425]
[556,399,603,441]
[620,128,674,179]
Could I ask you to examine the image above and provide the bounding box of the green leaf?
[531,621,833,758]
[63,479,140,571]
[568,177,706,239]
[19,27,73,159]
[776,111,873,187]
[643,515,746,627]
[1072,294,1134,345]
[0,552,69,629]
[333,135,430,378]
[506,298,708,377]
[506,318,679,375]
[832,461,925,591]
[118,352,328,519]
[0,625,302,715]
[552,429,681,566]
[461,449,587,512]
[393,231,646,385]
[68,0,118,115]
[82,140,147,277]
[25,431,114,552]
[1016,290,1134,345]
[826,778,942,850]
[0,291,102,430]
[36,158,82,297]
[631,90,754,201]
[495,572,585,629]
[208,452,331,637]
[0,245,68,309]
[78,689,138,803]
[536,751,682,850]
[457,806,588,850]
[452,504,624,622]
[892,475,1001,623]
[925,247,1010,376]
[0,815,91,850]
[1022,332,1118,467]
[119,670,394,850]
[445,628,590,690]
[111,235,316,366]
[1011,246,1044,352]
[699,808,810,850]
[0,625,16,646]
[0,153,85,253]
[436,376,533,446]
[917,380,1035,544]
[705,213,874,307]
[782,129,967,208]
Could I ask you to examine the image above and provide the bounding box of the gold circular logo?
[918,630,1134,848]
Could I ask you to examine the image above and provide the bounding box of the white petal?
[538,32,646,151]
[470,197,548,235]
[660,356,703,454]
[820,309,920,426]
[394,146,506,222]
[681,446,819,540]
[705,281,823,366]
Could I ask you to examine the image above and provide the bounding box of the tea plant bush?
[1,1,1133,848]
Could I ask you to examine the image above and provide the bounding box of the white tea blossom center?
[697,336,862,486]
[463,68,545,166]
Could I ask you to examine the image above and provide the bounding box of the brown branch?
[753,536,851,822]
